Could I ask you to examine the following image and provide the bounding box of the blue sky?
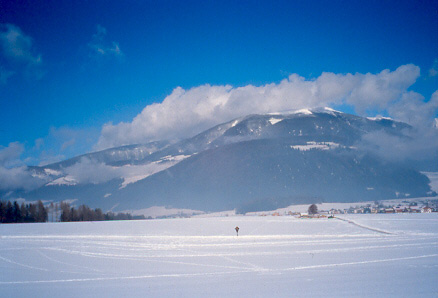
[0,0,437,166]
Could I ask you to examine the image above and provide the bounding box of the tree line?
[0,200,48,223]
[0,200,144,223]
[59,202,144,222]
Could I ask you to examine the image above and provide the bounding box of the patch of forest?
[0,200,144,223]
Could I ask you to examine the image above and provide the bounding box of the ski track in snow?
[282,254,438,271]
[1,254,437,285]
[32,239,438,259]
[36,250,106,274]
[0,214,437,296]
[0,254,50,272]
[336,216,394,235]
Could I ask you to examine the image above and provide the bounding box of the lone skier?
[235,226,239,236]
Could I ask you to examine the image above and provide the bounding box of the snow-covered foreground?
[1,214,438,297]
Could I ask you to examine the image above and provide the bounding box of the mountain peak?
[9,109,433,213]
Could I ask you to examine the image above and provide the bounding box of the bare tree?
[308,204,318,215]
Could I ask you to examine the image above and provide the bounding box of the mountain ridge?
[4,108,436,213]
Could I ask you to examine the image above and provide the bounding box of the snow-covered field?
[1,214,438,297]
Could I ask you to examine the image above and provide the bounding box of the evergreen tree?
[20,203,28,222]
[12,201,22,223]
[5,201,13,223]
[71,207,79,221]
[28,203,37,222]
[0,201,6,223]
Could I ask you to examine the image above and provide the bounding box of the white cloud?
[60,156,188,186]
[346,64,420,114]
[97,64,428,149]
[33,138,44,150]
[61,138,76,151]
[64,157,120,185]
[0,23,43,80]
[388,91,438,128]
[0,142,24,168]
[0,142,46,191]
[88,25,123,59]
[359,125,438,163]
[0,24,41,64]
[0,166,45,191]
[354,89,438,163]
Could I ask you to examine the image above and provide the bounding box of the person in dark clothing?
[235,226,239,236]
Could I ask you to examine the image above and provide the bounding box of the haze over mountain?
[3,108,436,213]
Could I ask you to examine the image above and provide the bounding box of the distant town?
[326,201,436,215]
[247,198,438,218]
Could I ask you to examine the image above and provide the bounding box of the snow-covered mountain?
[7,108,436,213]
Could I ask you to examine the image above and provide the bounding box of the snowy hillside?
[5,108,436,213]
[1,214,437,297]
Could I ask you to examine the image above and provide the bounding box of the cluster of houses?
[332,204,436,214]
[254,200,438,218]
[315,203,437,216]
